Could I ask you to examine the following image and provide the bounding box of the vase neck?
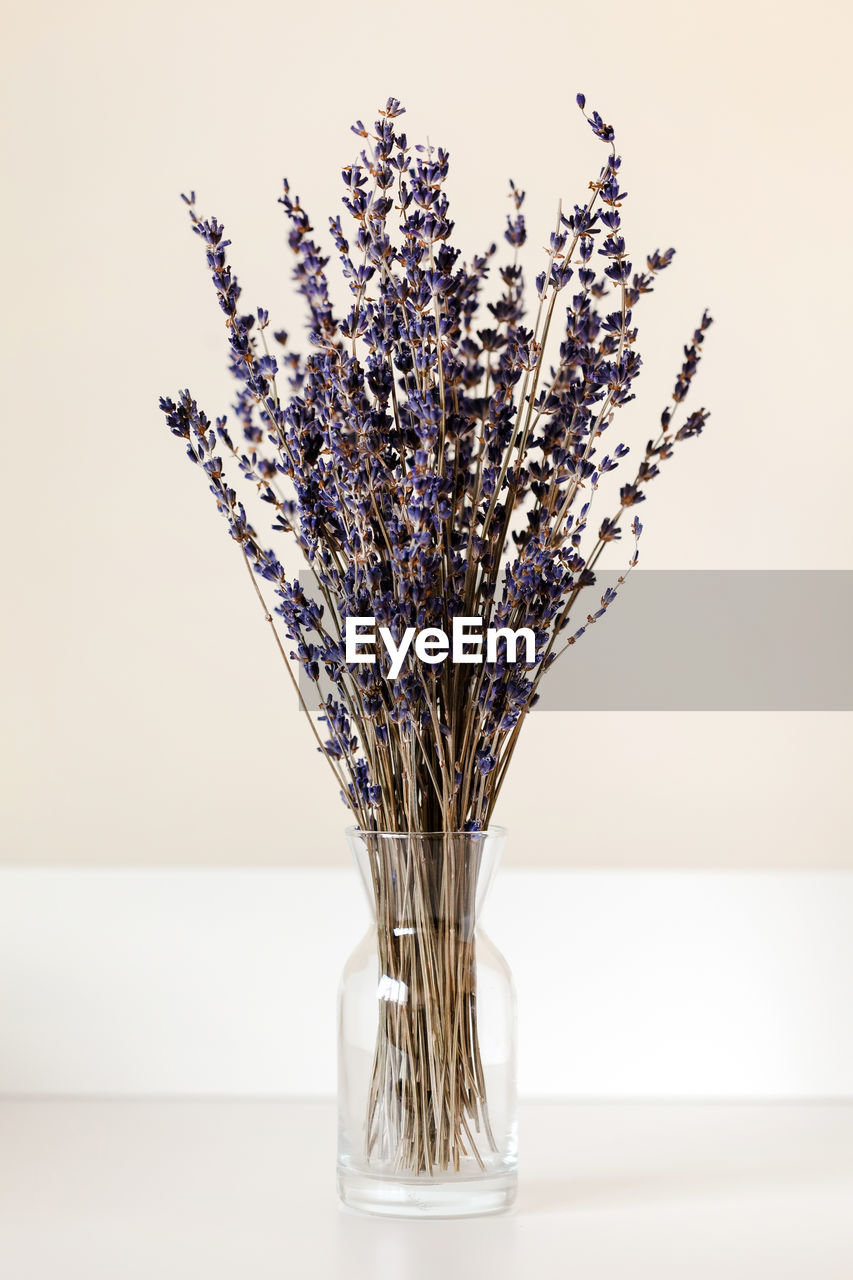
[347,830,505,929]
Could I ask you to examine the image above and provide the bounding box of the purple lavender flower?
[160,96,713,833]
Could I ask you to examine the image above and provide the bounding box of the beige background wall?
[2,0,850,867]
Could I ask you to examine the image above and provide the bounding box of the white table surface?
[0,1100,850,1279]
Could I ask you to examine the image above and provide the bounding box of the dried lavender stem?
[161,95,713,1174]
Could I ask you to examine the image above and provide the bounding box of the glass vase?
[337,827,517,1218]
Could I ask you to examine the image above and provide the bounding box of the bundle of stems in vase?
[160,95,712,1173]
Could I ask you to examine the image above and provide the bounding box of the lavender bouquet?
[160,95,711,1190]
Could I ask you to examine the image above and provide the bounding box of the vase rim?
[346,824,506,840]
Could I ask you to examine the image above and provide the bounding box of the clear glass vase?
[337,827,517,1218]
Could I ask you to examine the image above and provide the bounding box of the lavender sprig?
[160,96,713,834]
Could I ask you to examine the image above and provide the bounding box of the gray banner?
[296,571,853,711]
[535,570,852,711]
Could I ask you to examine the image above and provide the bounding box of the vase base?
[337,1166,517,1219]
